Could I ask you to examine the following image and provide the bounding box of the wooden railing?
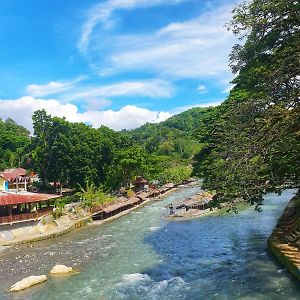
[0,208,52,224]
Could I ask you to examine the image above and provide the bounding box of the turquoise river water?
[0,186,300,299]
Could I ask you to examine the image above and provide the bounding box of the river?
[0,186,300,299]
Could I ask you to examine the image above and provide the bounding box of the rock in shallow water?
[9,275,47,292]
[50,264,73,274]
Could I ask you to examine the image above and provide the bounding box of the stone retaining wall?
[0,216,92,246]
[267,191,300,281]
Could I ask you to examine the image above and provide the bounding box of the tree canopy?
[0,118,30,170]
[193,0,300,206]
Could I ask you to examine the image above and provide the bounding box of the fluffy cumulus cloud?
[0,96,171,132]
[0,97,79,131]
[0,96,223,132]
[82,105,172,130]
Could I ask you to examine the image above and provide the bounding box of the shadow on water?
[116,190,300,300]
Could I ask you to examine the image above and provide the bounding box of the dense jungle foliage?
[193,0,300,207]
[0,118,30,170]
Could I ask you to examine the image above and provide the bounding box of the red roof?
[0,192,61,206]
[1,168,27,182]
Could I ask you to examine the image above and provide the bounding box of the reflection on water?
[0,187,299,300]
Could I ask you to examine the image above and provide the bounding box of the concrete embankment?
[0,216,92,247]
[268,191,300,281]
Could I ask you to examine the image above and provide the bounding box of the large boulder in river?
[50,264,73,274]
[9,275,47,292]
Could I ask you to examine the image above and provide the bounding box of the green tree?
[193,0,300,206]
[106,146,147,188]
[76,182,108,209]
[0,118,30,170]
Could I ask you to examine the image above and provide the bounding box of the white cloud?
[25,78,173,105]
[197,85,207,94]
[26,76,87,97]
[222,84,235,94]
[0,97,78,132]
[63,79,174,102]
[0,96,171,132]
[83,98,112,110]
[27,81,66,97]
[83,3,236,84]
[82,105,172,130]
[78,0,187,54]
[171,100,223,115]
[0,95,225,132]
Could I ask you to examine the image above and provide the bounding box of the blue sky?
[0,0,237,131]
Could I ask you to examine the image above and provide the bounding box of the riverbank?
[0,215,92,247]
[89,186,180,227]
[268,191,300,281]
[0,183,184,247]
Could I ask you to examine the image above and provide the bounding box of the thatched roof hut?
[133,176,148,189]
[176,191,214,210]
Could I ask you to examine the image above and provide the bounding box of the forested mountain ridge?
[160,106,216,134]
[127,106,217,157]
[128,106,216,136]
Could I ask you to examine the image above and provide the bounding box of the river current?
[0,186,299,299]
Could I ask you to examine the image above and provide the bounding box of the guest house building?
[0,168,29,191]
[0,168,61,225]
[0,192,61,224]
